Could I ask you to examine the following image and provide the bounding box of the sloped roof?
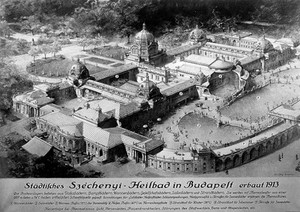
[22,136,53,157]
[40,112,83,137]
[82,123,123,148]
[209,59,233,70]
[119,81,140,93]
[185,54,216,66]
[34,96,54,106]
[82,99,140,120]
[156,148,193,160]
[73,107,109,124]
[106,126,164,152]
[179,63,213,76]
[14,90,54,106]
[40,104,61,115]
[167,44,201,56]
[60,121,83,137]
[159,79,196,96]
[29,90,45,99]
[91,64,137,81]
[143,139,165,152]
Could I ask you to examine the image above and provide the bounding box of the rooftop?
[167,44,202,56]
[136,138,165,152]
[91,63,137,81]
[82,123,123,148]
[14,90,54,107]
[240,55,261,65]
[179,63,213,76]
[158,79,196,96]
[39,112,83,137]
[185,54,216,66]
[119,81,140,93]
[34,84,51,92]
[205,42,253,52]
[73,107,110,124]
[209,59,234,70]
[213,122,292,156]
[22,136,53,157]
[156,148,193,160]
[40,104,61,115]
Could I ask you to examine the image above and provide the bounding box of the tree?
[104,0,152,43]
[51,40,62,57]
[20,15,42,35]
[36,35,54,45]
[91,35,108,49]
[7,149,84,178]
[0,20,13,38]
[0,62,33,112]
[28,46,41,62]
[39,44,52,59]
[78,37,90,50]
[0,38,13,60]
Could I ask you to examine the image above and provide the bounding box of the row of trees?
[78,36,108,50]
[28,40,61,61]
[2,0,300,40]
[1,0,300,44]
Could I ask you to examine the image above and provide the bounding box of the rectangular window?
[167,163,171,170]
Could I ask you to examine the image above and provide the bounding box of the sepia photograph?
[1,0,300,211]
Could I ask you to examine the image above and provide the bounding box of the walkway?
[10,35,127,84]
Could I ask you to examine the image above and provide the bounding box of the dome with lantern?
[135,23,155,45]
[69,59,90,80]
[125,23,166,66]
[189,25,206,44]
[255,35,274,53]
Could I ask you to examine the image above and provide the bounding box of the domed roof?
[189,25,206,41]
[135,23,155,45]
[69,59,90,79]
[255,35,274,53]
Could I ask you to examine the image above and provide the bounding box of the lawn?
[85,57,114,65]
[27,57,107,78]
[87,46,128,61]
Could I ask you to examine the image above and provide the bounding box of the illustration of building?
[125,23,167,66]
[13,20,299,175]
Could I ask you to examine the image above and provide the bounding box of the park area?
[87,46,128,61]
[26,57,108,78]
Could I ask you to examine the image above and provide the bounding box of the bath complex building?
[13,23,299,174]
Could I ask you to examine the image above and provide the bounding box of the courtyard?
[221,83,300,122]
[149,71,300,153]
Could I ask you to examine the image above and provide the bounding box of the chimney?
[96,105,102,125]
[164,69,169,83]
[85,102,90,109]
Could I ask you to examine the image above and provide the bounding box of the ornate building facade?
[125,23,167,66]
